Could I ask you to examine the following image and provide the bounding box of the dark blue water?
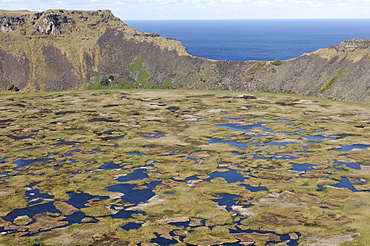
[211,194,239,211]
[122,222,143,231]
[125,19,370,61]
[215,123,271,132]
[3,203,60,222]
[67,192,109,209]
[14,157,57,169]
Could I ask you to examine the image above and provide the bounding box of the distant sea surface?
[124,19,370,61]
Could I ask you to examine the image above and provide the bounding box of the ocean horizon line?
[124,17,370,21]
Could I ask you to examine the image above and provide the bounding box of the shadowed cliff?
[0,9,369,103]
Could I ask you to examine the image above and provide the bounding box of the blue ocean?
[125,19,370,61]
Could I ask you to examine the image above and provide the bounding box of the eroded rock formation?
[0,16,24,33]
[335,39,370,53]
[33,14,73,35]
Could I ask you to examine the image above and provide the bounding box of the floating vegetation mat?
[0,89,369,245]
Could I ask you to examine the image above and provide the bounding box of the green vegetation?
[6,84,19,92]
[319,68,345,94]
[271,59,283,66]
[116,79,138,89]
[129,59,149,84]
[87,77,104,90]
[162,80,172,87]
[144,82,157,89]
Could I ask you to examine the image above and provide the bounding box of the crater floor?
[0,89,369,245]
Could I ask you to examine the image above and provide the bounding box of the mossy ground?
[0,89,369,245]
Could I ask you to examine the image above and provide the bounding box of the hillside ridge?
[0,9,369,103]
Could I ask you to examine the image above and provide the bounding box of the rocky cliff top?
[0,9,121,35]
[0,9,188,56]
[334,38,370,53]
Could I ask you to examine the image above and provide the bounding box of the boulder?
[235,94,257,99]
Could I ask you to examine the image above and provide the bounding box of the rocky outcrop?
[0,9,369,104]
[0,16,24,33]
[0,9,120,35]
[33,14,74,35]
[335,39,370,53]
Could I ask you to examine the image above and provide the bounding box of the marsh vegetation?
[0,89,369,245]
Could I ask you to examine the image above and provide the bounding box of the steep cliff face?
[33,14,73,35]
[0,16,25,33]
[0,9,369,103]
[248,41,370,103]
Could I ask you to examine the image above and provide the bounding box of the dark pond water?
[122,222,143,231]
[140,131,165,138]
[88,118,118,122]
[205,169,246,183]
[26,189,54,206]
[173,168,246,185]
[0,171,9,178]
[3,202,60,222]
[331,177,363,192]
[107,180,161,204]
[55,140,82,146]
[62,211,86,224]
[0,119,14,123]
[297,150,313,153]
[167,106,180,112]
[185,152,204,162]
[1,186,108,233]
[144,180,162,189]
[317,185,326,191]
[332,144,370,151]
[14,157,57,169]
[115,169,149,182]
[102,130,117,134]
[291,163,317,172]
[272,152,299,160]
[110,209,145,219]
[67,192,109,209]
[127,151,144,156]
[150,232,179,245]
[216,123,271,133]
[211,194,239,211]
[241,184,269,192]
[54,110,77,115]
[104,135,125,140]
[101,162,122,170]
[334,160,361,170]
[7,134,35,140]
